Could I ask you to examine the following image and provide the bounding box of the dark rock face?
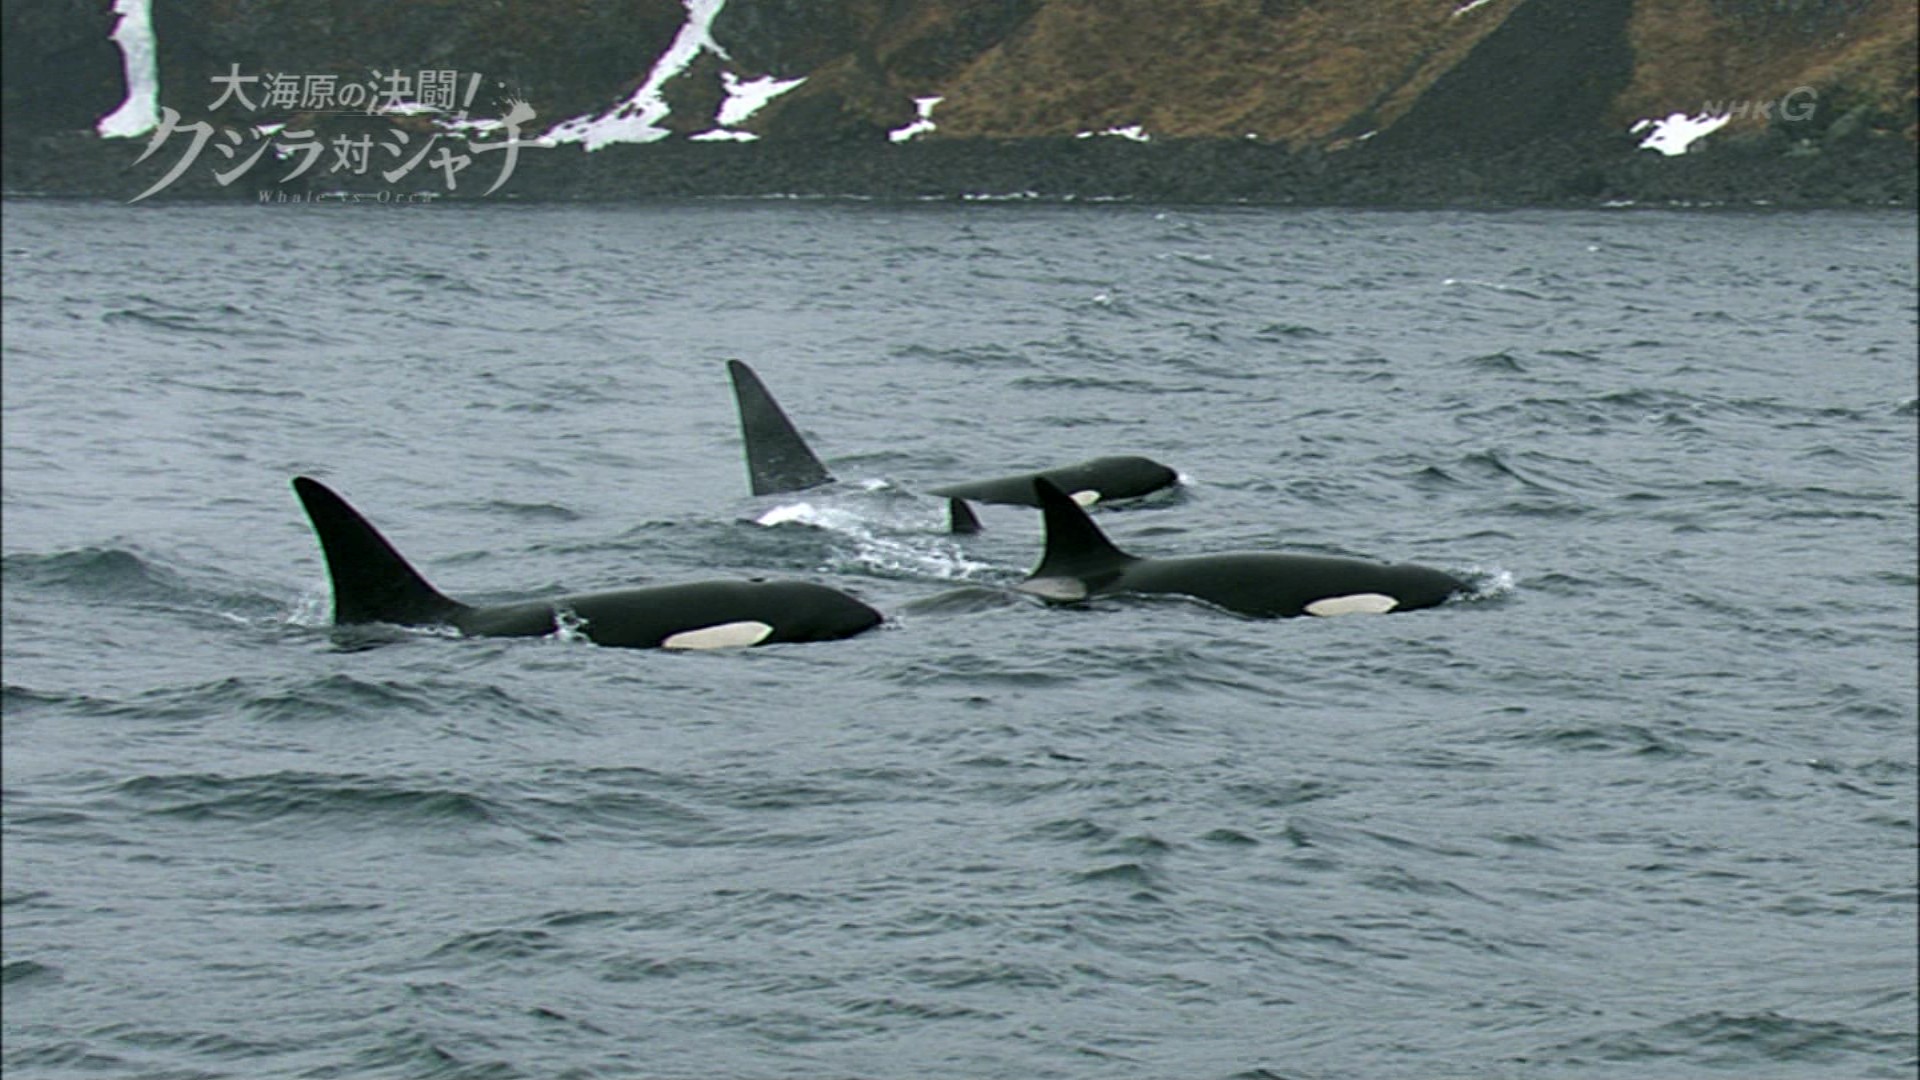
[136,0,686,128]
[1365,0,1636,155]
[2,0,124,136]
[3,0,1913,206]
[714,0,883,75]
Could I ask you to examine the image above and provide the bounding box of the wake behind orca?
[292,477,882,649]
[726,360,1178,530]
[1019,478,1464,618]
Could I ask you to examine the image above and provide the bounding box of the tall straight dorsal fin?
[726,360,833,496]
[1026,477,1137,586]
[292,477,467,627]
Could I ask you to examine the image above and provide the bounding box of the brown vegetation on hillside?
[927,0,1520,142]
[1617,0,1916,133]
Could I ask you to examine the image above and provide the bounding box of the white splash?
[545,0,729,150]
[1464,566,1518,602]
[838,534,991,581]
[755,499,992,581]
[97,0,159,138]
[755,500,837,529]
[548,605,592,644]
[889,96,943,143]
[286,581,332,628]
[1631,111,1732,156]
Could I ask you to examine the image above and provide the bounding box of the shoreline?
[4,131,1913,209]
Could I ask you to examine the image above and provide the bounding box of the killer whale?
[729,359,833,497]
[1019,478,1464,618]
[726,359,1178,527]
[292,477,882,649]
[927,455,1179,511]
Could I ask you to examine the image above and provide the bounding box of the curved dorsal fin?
[1026,477,1136,586]
[291,477,466,627]
[727,360,833,496]
[948,497,982,535]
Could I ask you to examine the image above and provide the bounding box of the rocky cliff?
[4,0,1913,204]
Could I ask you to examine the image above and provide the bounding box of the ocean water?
[2,198,1914,1080]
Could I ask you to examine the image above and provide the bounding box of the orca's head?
[1064,455,1179,503]
[1384,563,1469,611]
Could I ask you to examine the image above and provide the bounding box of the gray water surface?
[3,200,1915,1079]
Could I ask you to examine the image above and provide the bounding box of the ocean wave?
[4,547,187,601]
[2,547,294,632]
[108,770,505,828]
[1539,1010,1913,1073]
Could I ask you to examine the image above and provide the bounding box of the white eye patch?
[661,620,776,649]
[1304,593,1398,617]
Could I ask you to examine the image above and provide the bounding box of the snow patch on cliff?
[890,97,944,143]
[690,72,807,141]
[1076,125,1151,142]
[544,1,812,149]
[1631,111,1732,156]
[545,0,729,150]
[718,73,805,127]
[97,0,159,138]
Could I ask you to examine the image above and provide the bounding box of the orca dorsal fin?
[727,360,833,496]
[948,498,982,535]
[1025,477,1137,590]
[292,477,467,627]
